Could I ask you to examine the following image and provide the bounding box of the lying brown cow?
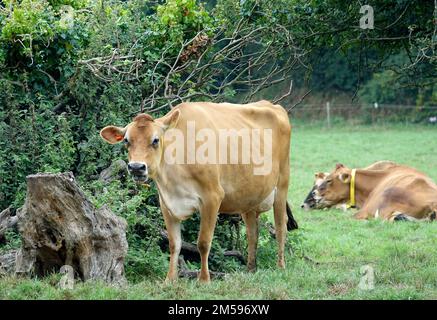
[100,100,297,282]
[315,162,437,221]
[302,161,397,211]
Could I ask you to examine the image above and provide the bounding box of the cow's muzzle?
[301,189,317,211]
[128,162,148,183]
[301,203,311,211]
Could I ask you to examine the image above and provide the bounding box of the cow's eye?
[326,179,333,185]
[123,138,129,145]
[151,137,159,147]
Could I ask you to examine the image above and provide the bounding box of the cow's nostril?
[128,162,146,172]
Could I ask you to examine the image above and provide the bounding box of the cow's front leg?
[353,210,369,220]
[197,199,221,283]
[161,201,181,283]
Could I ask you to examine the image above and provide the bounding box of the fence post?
[326,101,331,128]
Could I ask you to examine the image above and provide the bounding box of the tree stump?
[15,172,128,285]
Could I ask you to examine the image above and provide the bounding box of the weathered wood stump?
[15,172,128,285]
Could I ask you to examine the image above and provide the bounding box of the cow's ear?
[100,126,126,144]
[315,172,325,179]
[336,163,345,170]
[161,109,180,130]
[338,172,351,183]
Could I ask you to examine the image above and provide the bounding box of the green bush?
[0,0,252,280]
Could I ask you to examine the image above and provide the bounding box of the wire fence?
[288,103,437,126]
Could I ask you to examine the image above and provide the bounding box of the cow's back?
[171,100,290,132]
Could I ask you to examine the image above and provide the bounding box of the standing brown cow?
[100,100,297,282]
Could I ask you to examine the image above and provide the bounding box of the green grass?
[1,124,437,299]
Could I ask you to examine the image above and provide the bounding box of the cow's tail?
[286,201,298,231]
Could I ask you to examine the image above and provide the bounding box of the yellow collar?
[347,169,357,208]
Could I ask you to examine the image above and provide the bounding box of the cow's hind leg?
[241,211,259,272]
[273,182,289,269]
[389,211,419,222]
[161,200,182,283]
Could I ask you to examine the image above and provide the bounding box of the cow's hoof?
[198,273,211,284]
[198,278,210,284]
[430,212,436,221]
[393,214,409,222]
[247,265,257,273]
[165,272,179,284]
[165,277,177,284]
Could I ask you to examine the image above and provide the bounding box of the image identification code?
[168,304,270,317]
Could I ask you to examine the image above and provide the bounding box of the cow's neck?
[153,162,200,220]
[353,169,389,207]
[154,163,173,193]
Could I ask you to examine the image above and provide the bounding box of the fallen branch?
[224,250,246,265]
[0,250,17,275]
[159,229,246,265]
[177,255,226,279]
[178,269,226,280]
[0,207,18,243]
[159,229,200,262]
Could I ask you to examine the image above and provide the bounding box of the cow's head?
[100,111,180,183]
[316,163,352,207]
[301,172,329,211]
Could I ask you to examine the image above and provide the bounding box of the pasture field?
[1,123,437,300]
